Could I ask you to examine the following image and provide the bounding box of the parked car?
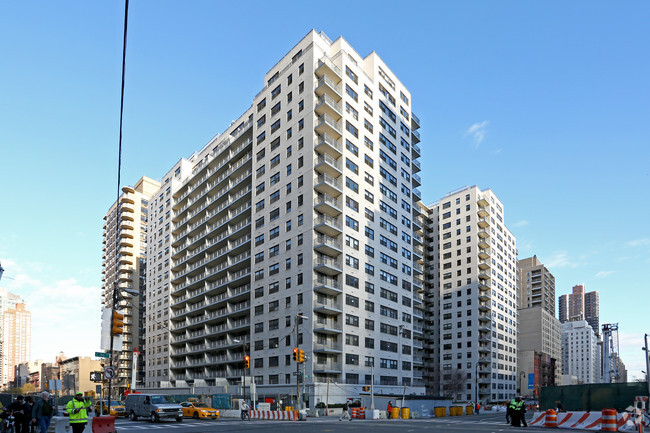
[94,400,127,417]
[180,401,220,419]
[124,394,183,422]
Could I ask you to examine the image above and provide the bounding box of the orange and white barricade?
[545,409,558,428]
[601,408,618,431]
[250,410,299,420]
[529,412,546,426]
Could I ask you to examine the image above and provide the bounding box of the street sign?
[104,366,116,380]
[95,352,110,358]
[90,371,103,382]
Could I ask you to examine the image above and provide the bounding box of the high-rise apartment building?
[147,30,424,392]
[517,256,555,314]
[2,303,31,386]
[422,186,518,402]
[561,320,600,384]
[558,284,600,334]
[516,256,561,394]
[101,176,160,393]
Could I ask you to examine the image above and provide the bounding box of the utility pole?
[370,361,375,410]
[645,334,650,399]
[326,378,330,415]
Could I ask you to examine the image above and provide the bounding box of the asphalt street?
[112,412,546,433]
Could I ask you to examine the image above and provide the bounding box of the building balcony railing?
[315,133,342,157]
[315,114,342,140]
[315,94,342,120]
[315,75,342,101]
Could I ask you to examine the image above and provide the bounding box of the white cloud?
[2,259,101,363]
[544,250,579,269]
[513,220,529,228]
[617,331,650,381]
[595,270,614,279]
[464,121,489,148]
[626,238,650,247]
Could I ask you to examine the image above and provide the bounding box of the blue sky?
[1,1,648,380]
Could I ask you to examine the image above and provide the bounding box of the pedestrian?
[555,400,566,412]
[65,392,92,433]
[387,400,393,418]
[475,402,480,414]
[506,397,516,424]
[517,398,528,428]
[32,391,57,433]
[339,400,351,421]
[24,396,35,433]
[7,395,31,433]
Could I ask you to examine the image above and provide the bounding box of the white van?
[124,394,183,422]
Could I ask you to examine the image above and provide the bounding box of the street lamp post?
[643,334,650,396]
[233,339,249,405]
[475,363,479,405]
[295,314,308,410]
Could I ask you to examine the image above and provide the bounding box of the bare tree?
[441,369,466,399]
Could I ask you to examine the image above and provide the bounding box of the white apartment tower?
[101,176,160,390]
[155,30,424,390]
[422,186,518,402]
[561,320,601,384]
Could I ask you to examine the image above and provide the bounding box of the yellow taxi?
[180,401,220,419]
[94,400,127,417]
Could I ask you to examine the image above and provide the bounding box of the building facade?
[558,284,600,335]
[561,320,601,384]
[145,31,424,392]
[516,256,561,393]
[422,186,518,402]
[101,176,160,393]
[2,303,31,387]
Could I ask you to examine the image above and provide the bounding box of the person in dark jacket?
[32,391,58,433]
[7,395,31,433]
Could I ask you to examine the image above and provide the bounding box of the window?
[345,314,359,327]
[345,84,358,102]
[364,154,374,168]
[346,177,359,193]
[346,294,359,307]
[346,354,359,365]
[346,196,359,212]
[346,121,359,138]
[271,84,281,99]
[346,235,359,250]
[345,66,358,84]
[346,255,359,269]
[257,98,266,112]
[345,102,359,120]
[271,102,281,116]
[269,227,279,239]
[346,139,359,156]
[365,263,375,276]
[346,216,359,231]
[269,264,279,275]
[346,274,359,288]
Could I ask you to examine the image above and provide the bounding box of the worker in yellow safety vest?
[65,392,92,433]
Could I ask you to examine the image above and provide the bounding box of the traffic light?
[111,311,124,335]
[362,386,370,392]
[244,355,250,369]
[298,349,305,363]
[292,348,298,362]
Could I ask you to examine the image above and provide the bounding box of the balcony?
[314,234,342,257]
[478,260,491,270]
[478,272,490,281]
[412,159,421,173]
[313,319,343,334]
[315,114,342,139]
[315,95,342,120]
[478,302,490,312]
[313,296,342,315]
[477,196,489,207]
[478,290,490,301]
[478,248,491,260]
[412,142,421,158]
[411,129,421,144]
[478,313,491,322]
[478,237,490,249]
[412,172,421,187]
[314,275,342,295]
[315,57,342,83]
[478,217,490,228]
[313,360,343,374]
[478,230,490,239]
[412,188,422,202]
[315,173,343,197]
[313,342,342,353]
[411,112,421,130]
[315,75,342,101]
[314,214,342,237]
[314,194,342,217]
[313,256,342,276]
[478,280,491,292]
[314,133,342,158]
[314,154,342,178]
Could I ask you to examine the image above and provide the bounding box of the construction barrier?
[351,408,365,419]
[466,405,473,415]
[401,408,410,419]
[434,407,446,417]
[601,408,617,431]
[91,416,116,433]
[450,406,462,416]
[249,410,298,421]
[359,408,365,419]
[545,409,558,428]
[529,412,546,426]
[390,407,399,419]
